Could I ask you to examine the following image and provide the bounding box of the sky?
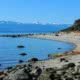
[0,0,80,24]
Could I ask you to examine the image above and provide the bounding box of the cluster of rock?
[2,64,42,80]
[0,62,80,80]
[39,63,80,80]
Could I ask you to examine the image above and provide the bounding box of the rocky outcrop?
[3,68,33,80]
[2,62,80,80]
[62,19,80,32]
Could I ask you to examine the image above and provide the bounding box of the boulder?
[28,58,38,63]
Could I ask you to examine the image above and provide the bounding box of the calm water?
[0,23,70,34]
[0,37,75,70]
[0,23,74,70]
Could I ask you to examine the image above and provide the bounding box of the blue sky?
[0,0,80,24]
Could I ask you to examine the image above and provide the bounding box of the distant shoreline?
[0,33,49,37]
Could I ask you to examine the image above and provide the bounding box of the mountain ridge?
[0,21,71,25]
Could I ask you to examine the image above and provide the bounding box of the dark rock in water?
[19,60,24,63]
[17,45,25,48]
[11,35,17,38]
[11,35,22,38]
[19,53,27,56]
[0,64,2,66]
[58,48,61,50]
[28,58,38,62]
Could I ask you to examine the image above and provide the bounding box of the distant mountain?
[62,19,80,32]
[0,21,22,24]
[0,21,71,33]
[0,21,71,25]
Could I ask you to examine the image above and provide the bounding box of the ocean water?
[0,37,75,70]
[0,23,70,34]
[0,23,74,70]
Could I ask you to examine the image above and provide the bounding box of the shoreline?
[0,32,77,51]
[0,32,78,56]
[29,32,80,51]
[0,32,79,68]
[1,32,80,80]
[0,33,77,55]
[29,37,76,52]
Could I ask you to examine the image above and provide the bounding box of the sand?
[32,54,80,69]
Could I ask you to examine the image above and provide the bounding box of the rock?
[38,67,62,80]
[11,35,17,38]
[17,45,25,48]
[67,63,76,68]
[3,69,32,80]
[58,48,61,50]
[31,66,42,80]
[65,77,74,80]
[19,53,27,56]
[0,64,2,66]
[38,70,51,80]
[60,58,66,62]
[28,58,38,63]
[18,60,24,63]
